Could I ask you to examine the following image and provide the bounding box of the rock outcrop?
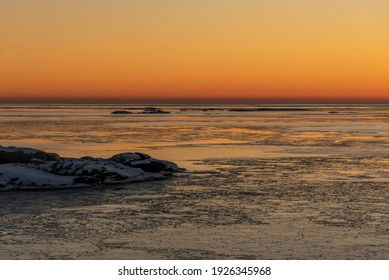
[141,107,171,114]
[0,146,183,190]
[110,107,171,115]
[111,110,132,114]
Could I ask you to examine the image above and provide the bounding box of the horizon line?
[1,101,389,105]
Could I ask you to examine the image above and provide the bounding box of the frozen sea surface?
[0,104,388,259]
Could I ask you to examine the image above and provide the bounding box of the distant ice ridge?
[0,146,183,191]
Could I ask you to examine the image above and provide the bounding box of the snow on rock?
[0,164,75,191]
[110,152,183,173]
[0,146,183,191]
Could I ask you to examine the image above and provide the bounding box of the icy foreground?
[0,146,183,190]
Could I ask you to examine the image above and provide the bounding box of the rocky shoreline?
[0,146,183,190]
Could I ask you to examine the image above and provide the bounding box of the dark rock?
[201,108,225,111]
[141,108,171,114]
[0,146,55,164]
[0,146,183,190]
[110,152,181,173]
[130,159,170,172]
[110,153,143,165]
[130,158,181,173]
[47,153,61,161]
[135,152,152,160]
[111,110,132,114]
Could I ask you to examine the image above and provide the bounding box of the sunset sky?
[1,0,389,103]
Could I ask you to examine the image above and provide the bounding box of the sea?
[0,104,388,259]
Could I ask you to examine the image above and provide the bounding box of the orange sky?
[1,0,389,103]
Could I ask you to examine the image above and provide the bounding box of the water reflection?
[0,105,388,259]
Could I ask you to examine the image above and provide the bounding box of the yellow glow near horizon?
[1,1,389,102]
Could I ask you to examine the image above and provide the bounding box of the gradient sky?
[1,0,389,102]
